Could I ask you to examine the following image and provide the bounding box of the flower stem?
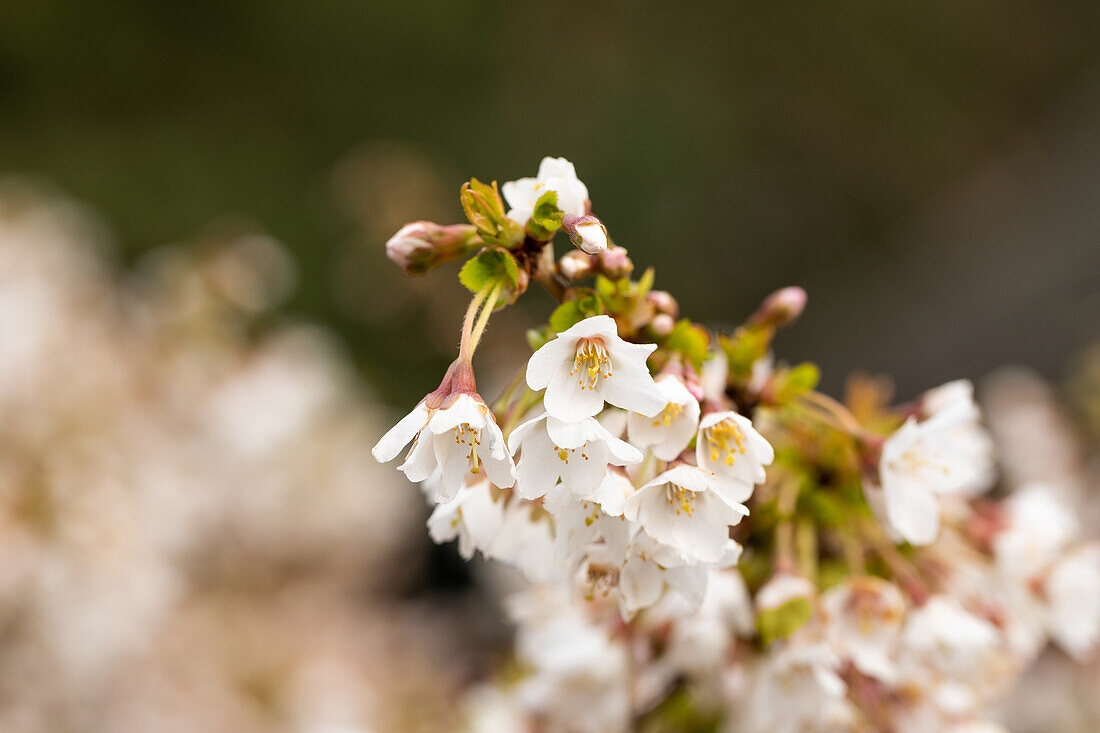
[458,283,492,361]
[468,279,506,355]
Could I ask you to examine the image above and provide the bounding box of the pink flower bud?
[559,250,596,280]
[647,290,680,318]
[750,286,808,329]
[385,222,481,275]
[651,313,676,337]
[562,214,608,255]
[597,246,633,279]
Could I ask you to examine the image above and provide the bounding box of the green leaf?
[773,362,821,403]
[525,326,551,351]
[460,179,523,247]
[458,247,519,293]
[526,190,564,241]
[635,267,655,297]
[665,319,710,370]
[548,289,603,333]
[756,597,813,645]
[720,326,773,383]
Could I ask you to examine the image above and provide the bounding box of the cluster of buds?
[374,157,1100,733]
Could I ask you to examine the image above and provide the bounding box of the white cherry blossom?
[375,392,515,499]
[427,477,504,560]
[622,464,749,565]
[508,412,642,502]
[696,410,775,503]
[821,577,906,683]
[627,374,700,461]
[526,315,665,422]
[879,383,995,546]
[502,156,589,225]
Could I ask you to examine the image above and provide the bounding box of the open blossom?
[507,412,642,502]
[502,156,589,226]
[372,391,515,499]
[427,477,504,560]
[622,464,749,565]
[879,381,995,546]
[696,410,775,502]
[526,315,665,422]
[627,374,700,460]
[821,577,906,683]
[746,642,853,733]
[618,531,720,614]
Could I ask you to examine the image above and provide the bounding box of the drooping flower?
[372,361,515,499]
[627,374,700,461]
[427,477,504,560]
[502,156,590,226]
[507,412,642,502]
[526,314,665,422]
[622,464,749,565]
[879,381,995,546]
[696,410,775,503]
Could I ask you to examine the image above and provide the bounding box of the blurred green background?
[2,0,1098,406]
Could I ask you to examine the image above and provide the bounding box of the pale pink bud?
[596,245,633,279]
[559,250,596,280]
[750,286,807,329]
[647,290,679,318]
[562,213,608,255]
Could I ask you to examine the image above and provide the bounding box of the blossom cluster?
[375,157,1100,732]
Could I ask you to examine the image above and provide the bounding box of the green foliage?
[548,288,604,333]
[665,319,710,370]
[526,326,554,351]
[756,596,813,645]
[638,685,722,733]
[772,362,821,403]
[719,326,773,384]
[526,190,564,241]
[458,246,519,293]
[460,178,524,247]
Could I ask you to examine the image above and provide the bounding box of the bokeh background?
[1,2,1099,731]
[2,0,1098,404]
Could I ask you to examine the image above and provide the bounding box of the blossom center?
[453,423,483,473]
[570,338,612,390]
[704,419,746,466]
[652,402,684,428]
[665,484,696,516]
[554,445,590,464]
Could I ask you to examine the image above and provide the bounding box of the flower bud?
[596,245,633,279]
[559,250,596,281]
[750,286,808,329]
[561,213,608,255]
[385,222,482,275]
[646,290,680,318]
[650,313,676,337]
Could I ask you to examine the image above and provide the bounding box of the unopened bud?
[385,221,482,275]
[562,213,608,255]
[750,286,807,329]
[647,290,679,318]
[650,313,676,337]
[596,245,633,279]
[559,250,596,280]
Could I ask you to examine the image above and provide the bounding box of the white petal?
[883,472,941,545]
[398,433,438,483]
[429,394,486,433]
[526,338,573,391]
[545,365,604,422]
[372,402,430,463]
[620,555,664,612]
[506,412,546,454]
